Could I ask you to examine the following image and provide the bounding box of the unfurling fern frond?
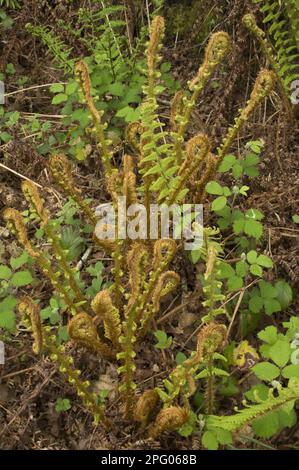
[250,2,299,99]
[206,377,299,433]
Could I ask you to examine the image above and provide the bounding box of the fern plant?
[0,0,20,8]
[3,16,279,444]
[249,1,299,105]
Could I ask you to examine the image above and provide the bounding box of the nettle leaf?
[205,181,223,195]
[258,326,278,345]
[11,270,33,287]
[282,364,299,379]
[0,265,12,280]
[269,340,291,368]
[212,196,227,212]
[252,362,280,381]
[275,280,293,310]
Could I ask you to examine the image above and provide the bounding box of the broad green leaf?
[252,412,280,438]
[212,196,227,212]
[235,260,248,277]
[269,340,291,367]
[227,275,243,291]
[256,254,273,268]
[247,250,257,264]
[292,214,299,224]
[282,364,299,379]
[244,219,263,239]
[250,264,263,277]
[202,431,219,450]
[252,362,280,381]
[259,281,277,299]
[264,298,281,316]
[249,295,264,313]
[52,93,68,105]
[10,251,29,270]
[205,181,223,195]
[258,326,278,345]
[50,83,64,93]
[0,265,12,280]
[275,280,293,310]
[0,296,17,331]
[11,270,33,287]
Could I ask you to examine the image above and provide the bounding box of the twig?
[4,82,67,97]
[0,163,43,188]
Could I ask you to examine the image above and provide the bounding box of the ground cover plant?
[0,0,299,452]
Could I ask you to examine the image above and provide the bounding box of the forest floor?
[0,0,299,450]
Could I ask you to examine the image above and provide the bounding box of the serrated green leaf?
[269,340,290,367]
[212,196,227,212]
[11,270,33,287]
[252,362,280,381]
[0,265,12,280]
[206,181,223,195]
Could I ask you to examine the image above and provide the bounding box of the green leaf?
[0,296,17,331]
[175,352,187,365]
[55,397,71,413]
[264,298,281,316]
[10,251,29,270]
[282,364,299,379]
[65,81,78,95]
[252,412,280,438]
[292,214,299,224]
[202,431,219,450]
[213,428,233,446]
[52,93,68,105]
[212,196,227,212]
[259,281,277,299]
[252,362,280,381]
[275,280,293,310]
[205,181,223,195]
[10,270,33,287]
[235,261,248,278]
[218,154,236,173]
[256,254,273,268]
[217,261,235,279]
[227,275,243,291]
[247,250,257,264]
[50,83,64,93]
[249,264,263,277]
[269,340,291,368]
[244,219,263,239]
[258,326,278,345]
[249,294,264,313]
[0,265,12,280]
[108,82,124,96]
